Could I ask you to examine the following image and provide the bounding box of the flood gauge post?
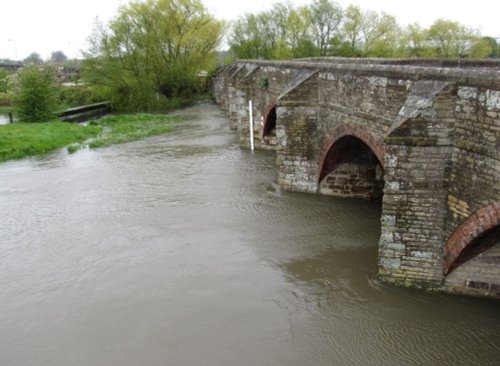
[249,100,254,151]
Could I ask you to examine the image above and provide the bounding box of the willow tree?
[82,0,224,111]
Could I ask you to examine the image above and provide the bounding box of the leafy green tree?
[230,14,267,59]
[230,4,297,60]
[268,2,293,42]
[82,0,223,111]
[307,0,343,56]
[0,68,9,93]
[401,23,429,57]
[286,6,317,58]
[481,37,499,57]
[228,0,492,61]
[364,12,402,57]
[15,65,59,122]
[341,5,402,57]
[230,3,318,60]
[426,19,489,58]
[468,38,493,58]
[342,5,363,55]
[426,19,464,57]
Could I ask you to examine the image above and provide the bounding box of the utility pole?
[8,39,18,60]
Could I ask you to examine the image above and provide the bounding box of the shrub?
[0,92,15,107]
[15,65,59,122]
[0,68,10,93]
[59,84,94,108]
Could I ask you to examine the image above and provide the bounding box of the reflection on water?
[0,103,499,366]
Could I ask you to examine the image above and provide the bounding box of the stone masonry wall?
[379,83,500,297]
[379,143,453,288]
[318,162,384,199]
[275,71,319,193]
[441,87,500,297]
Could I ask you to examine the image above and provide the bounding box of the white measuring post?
[248,100,255,151]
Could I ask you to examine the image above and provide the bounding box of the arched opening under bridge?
[444,203,500,273]
[444,204,500,295]
[318,135,384,200]
[262,106,277,146]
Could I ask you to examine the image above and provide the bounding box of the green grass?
[0,113,182,162]
[0,121,101,161]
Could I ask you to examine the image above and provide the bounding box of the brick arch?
[318,124,385,182]
[444,202,500,274]
[262,103,277,138]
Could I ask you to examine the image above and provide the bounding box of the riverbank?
[0,113,182,162]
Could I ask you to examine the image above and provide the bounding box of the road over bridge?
[213,58,500,299]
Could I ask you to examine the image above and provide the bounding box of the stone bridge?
[213,58,500,299]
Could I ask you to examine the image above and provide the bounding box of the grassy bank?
[0,113,182,162]
[0,122,101,161]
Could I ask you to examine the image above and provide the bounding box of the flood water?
[0,114,10,124]
[0,103,498,365]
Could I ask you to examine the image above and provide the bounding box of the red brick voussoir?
[444,202,500,274]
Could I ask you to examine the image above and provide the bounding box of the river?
[0,114,10,125]
[0,103,498,365]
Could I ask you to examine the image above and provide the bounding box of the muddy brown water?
[1,104,498,365]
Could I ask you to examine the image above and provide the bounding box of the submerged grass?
[0,113,182,162]
[87,113,182,148]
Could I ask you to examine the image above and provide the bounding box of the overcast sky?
[1,0,498,60]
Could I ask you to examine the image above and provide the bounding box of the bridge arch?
[262,104,277,145]
[444,203,500,275]
[318,125,385,200]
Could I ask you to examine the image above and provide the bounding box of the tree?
[0,68,10,93]
[362,11,402,57]
[228,0,492,61]
[402,23,429,57]
[82,0,224,111]
[230,4,296,60]
[23,52,43,65]
[307,0,343,56]
[230,14,267,59]
[14,65,59,122]
[468,38,493,58]
[341,5,402,57]
[50,51,68,63]
[342,5,363,55]
[481,37,499,58]
[426,19,489,58]
[286,6,316,58]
